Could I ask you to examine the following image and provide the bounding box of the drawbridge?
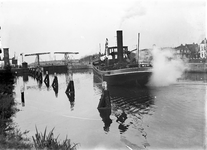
[25,52,50,67]
[54,52,79,66]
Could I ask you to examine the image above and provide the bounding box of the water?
[13,70,206,150]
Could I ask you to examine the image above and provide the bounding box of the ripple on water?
[147,82,205,148]
[14,72,206,149]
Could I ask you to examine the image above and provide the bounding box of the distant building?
[199,38,207,58]
[175,43,199,60]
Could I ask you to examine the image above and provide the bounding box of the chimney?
[117,30,123,63]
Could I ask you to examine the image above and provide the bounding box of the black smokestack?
[117,30,123,63]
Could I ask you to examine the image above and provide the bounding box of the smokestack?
[117,30,123,63]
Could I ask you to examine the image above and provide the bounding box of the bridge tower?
[24,52,50,67]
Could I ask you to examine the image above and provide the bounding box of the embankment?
[186,63,207,72]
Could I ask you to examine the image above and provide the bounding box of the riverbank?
[0,63,92,75]
[186,63,207,72]
[0,67,31,149]
[0,62,206,78]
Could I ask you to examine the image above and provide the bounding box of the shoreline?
[0,62,206,75]
[186,62,207,73]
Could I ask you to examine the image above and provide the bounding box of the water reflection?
[44,71,50,90]
[38,72,43,84]
[20,85,25,107]
[115,110,130,134]
[12,70,205,149]
[65,69,73,84]
[93,74,154,147]
[52,73,59,97]
[65,76,75,93]
[108,86,154,148]
[65,70,75,110]
[98,108,112,133]
[65,92,75,111]
[52,87,58,97]
[23,73,28,83]
[38,81,43,89]
[98,86,112,133]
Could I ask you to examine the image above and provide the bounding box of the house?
[199,38,207,58]
[175,43,199,59]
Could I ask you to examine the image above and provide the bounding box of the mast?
[105,38,108,56]
[20,53,24,63]
[99,43,101,58]
[137,33,140,67]
[105,38,109,66]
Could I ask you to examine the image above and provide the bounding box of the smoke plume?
[148,46,187,86]
[119,1,146,28]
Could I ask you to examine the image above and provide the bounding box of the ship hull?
[93,65,152,86]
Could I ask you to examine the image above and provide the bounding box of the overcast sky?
[0,0,206,63]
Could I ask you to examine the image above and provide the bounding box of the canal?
[13,69,206,150]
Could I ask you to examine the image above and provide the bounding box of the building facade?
[175,43,199,59]
[199,38,207,58]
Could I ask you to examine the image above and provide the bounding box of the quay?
[0,61,92,76]
[0,61,206,76]
[186,62,207,72]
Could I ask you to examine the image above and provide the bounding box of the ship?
[93,30,152,87]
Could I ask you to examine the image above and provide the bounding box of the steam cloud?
[148,46,187,86]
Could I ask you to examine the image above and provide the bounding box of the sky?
[0,0,206,64]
